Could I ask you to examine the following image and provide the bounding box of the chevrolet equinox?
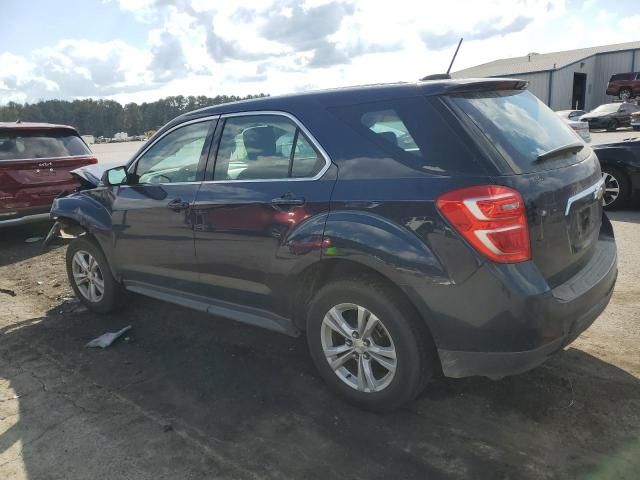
[50,79,617,411]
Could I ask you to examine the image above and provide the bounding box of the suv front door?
[111,117,216,293]
[193,112,336,318]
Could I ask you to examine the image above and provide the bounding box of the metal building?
[452,41,640,111]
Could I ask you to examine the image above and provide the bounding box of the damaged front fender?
[43,189,114,248]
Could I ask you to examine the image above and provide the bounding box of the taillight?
[87,156,98,164]
[436,185,530,263]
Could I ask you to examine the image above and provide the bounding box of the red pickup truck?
[0,122,97,228]
[606,72,640,100]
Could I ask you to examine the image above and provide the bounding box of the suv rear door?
[0,128,96,219]
[193,112,335,318]
[447,88,604,287]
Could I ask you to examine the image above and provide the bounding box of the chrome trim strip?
[126,115,220,174]
[126,110,332,186]
[565,177,605,216]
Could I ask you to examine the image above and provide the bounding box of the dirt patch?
[1,213,639,479]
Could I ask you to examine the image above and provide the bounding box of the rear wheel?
[619,88,632,101]
[601,167,630,209]
[306,278,436,411]
[606,119,618,132]
[66,236,127,313]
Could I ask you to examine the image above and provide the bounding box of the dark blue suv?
[50,78,617,411]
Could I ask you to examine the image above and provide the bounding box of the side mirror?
[102,166,128,186]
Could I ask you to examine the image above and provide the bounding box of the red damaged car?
[0,122,97,228]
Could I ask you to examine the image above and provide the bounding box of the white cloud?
[2,0,640,104]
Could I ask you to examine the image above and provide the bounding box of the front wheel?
[66,236,127,313]
[606,119,618,132]
[306,278,436,411]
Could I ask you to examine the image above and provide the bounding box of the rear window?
[450,90,588,174]
[331,97,488,175]
[0,129,90,161]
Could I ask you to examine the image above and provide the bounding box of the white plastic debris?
[25,237,43,243]
[85,326,132,348]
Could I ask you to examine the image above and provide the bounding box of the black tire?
[606,119,618,132]
[619,88,632,101]
[633,126,640,131]
[601,167,631,210]
[66,236,127,313]
[306,277,436,411]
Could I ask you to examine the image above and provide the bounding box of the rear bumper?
[439,280,614,378]
[0,212,52,228]
[429,219,617,379]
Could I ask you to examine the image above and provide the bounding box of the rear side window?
[331,97,487,175]
[0,129,90,161]
[450,90,587,174]
[214,114,324,181]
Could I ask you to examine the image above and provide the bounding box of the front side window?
[133,120,212,184]
[214,114,324,180]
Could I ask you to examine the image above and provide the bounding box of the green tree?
[0,93,269,136]
[124,103,143,135]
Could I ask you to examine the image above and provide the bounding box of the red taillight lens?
[87,156,98,165]
[436,185,530,263]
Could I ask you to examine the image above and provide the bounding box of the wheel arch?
[51,193,118,278]
[289,257,436,340]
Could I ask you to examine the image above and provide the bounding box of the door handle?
[271,195,305,206]
[167,198,190,210]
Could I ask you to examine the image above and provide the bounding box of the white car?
[555,110,591,143]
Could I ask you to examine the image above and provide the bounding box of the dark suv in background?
[606,72,640,100]
[50,79,617,411]
[0,122,97,227]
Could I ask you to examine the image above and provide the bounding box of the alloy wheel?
[72,250,105,303]
[619,89,632,101]
[320,303,397,393]
[602,172,620,207]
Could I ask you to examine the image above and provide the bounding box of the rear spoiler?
[447,79,528,94]
[420,78,529,96]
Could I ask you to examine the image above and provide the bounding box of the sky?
[1,0,640,105]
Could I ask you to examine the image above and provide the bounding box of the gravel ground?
[0,206,638,479]
[90,141,144,167]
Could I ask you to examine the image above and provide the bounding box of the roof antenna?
[446,37,464,76]
[420,37,463,81]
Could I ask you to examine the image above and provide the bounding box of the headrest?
[243,126,276,160]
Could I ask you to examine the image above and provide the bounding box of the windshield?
[450,90,587,174]
[592,104,619,114]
